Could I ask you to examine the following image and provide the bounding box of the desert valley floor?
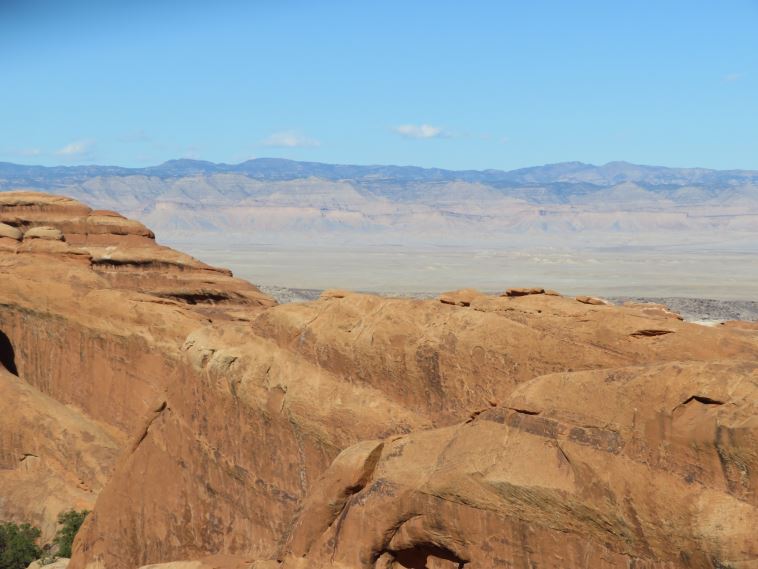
[169,241,758,302]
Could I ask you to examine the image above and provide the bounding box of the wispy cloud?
[724,72,744,82]
[392,123,448,139]
[262,130,320,148]
[55,139,94,157]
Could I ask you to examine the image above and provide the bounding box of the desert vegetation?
[0,522,40,569]
[0,510,88,569]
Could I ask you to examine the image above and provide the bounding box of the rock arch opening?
[0,329,18,375]
[391,545,466,569]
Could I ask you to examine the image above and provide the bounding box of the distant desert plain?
[171,241,758,301]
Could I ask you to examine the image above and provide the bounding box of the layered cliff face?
[0,191,756,569]
[0,191,276,544]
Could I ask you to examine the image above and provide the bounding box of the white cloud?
[262,131,320,148]
[55,139,94,157]
[392,124,448,139]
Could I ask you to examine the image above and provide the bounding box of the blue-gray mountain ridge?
[1,158,756,245]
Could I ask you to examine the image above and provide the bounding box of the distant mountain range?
[3,157,758,186]
[2,158,757,248]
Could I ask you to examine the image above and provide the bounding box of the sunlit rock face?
[0,191,756,569]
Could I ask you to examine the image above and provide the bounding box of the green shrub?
[0,522,42,569]
[52,510,88,559]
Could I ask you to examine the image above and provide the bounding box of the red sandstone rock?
[320,288,352,299]
[503,286,545,297]
[0,221,22,240]
[721,320,758,331]
[576,294,610,305]
[0,191,756,569]
[623,301,684,320]
[0,365,122,541]
[437,288,483,306]
[23,225,64,240]
[276,360,758,568]
[89,209,125,218]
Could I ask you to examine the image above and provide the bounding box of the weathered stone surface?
[0,364,121,541]
[319,288,352,300]
[276,360,758,569]
[576,294,610,305]
[623,301,684,320]
[503,286,545,297]
[437,288,483,306]
[0,191,756,569]
[28,558,69,569]
[137,555,254,569]
[0,221,22,240]
[721,319,758,331]
[23,225,64,241]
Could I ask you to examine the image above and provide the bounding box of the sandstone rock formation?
[23,226,65,241]
[0,364,121,541]
[575,295,611,306]
[437,288,484,306]
[503,287,545,297]
[28,558,70,569]
[276,360,758,568]
[722,320,758,331]
[0,221,22,240]
[0,191,756,569]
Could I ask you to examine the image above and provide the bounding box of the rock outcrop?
[28,558,70,569]
[23,226,65,241]
[0,221,23,240]
[0,191,756,569]
[276,360,758,568]
[576,294,611,306]
[0,364,121,541]
[503,286,545,297]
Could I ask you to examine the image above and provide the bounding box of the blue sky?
[1,0,757,170]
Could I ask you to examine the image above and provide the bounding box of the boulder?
[0,191,90,215]
[437,288,483,306]
[27,559,69,569]
[576,294,609,305]
[0,222,22,240]
[23,226,64,241]
[503,287,545,297]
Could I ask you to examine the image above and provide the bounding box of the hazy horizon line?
[2,156,757,174]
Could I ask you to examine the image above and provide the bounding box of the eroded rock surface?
[0,191,756,569]
[278,361,758,568]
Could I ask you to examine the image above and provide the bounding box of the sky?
[1,0,757,171]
